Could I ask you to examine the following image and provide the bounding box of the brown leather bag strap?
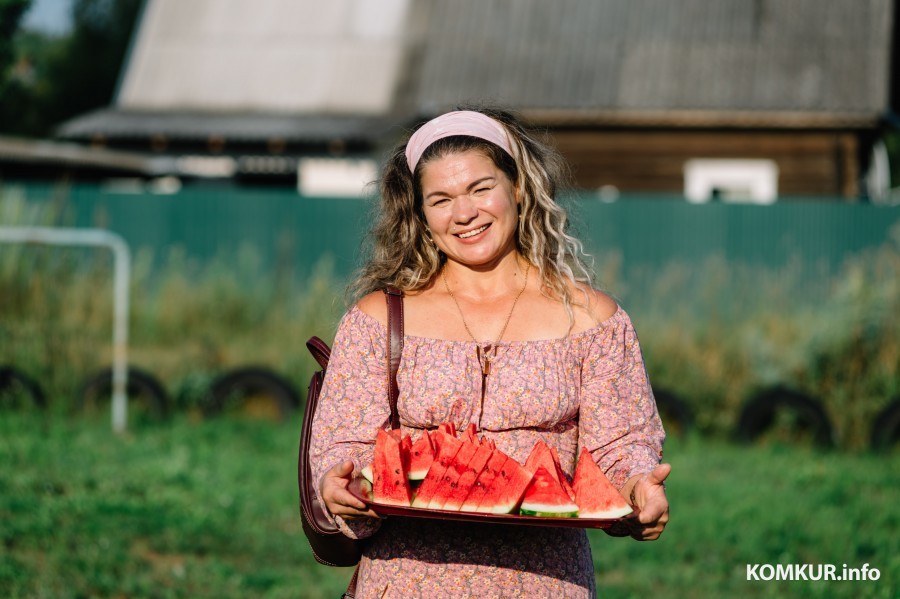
[342,564,360,598]
[384,286,404,430]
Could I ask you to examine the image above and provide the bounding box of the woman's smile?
[457,223,491,239]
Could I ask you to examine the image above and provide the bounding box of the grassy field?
[1,412,897,599]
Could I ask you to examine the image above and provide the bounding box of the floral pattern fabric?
[309,304,665,598]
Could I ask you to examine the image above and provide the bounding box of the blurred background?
[1,1,898,598]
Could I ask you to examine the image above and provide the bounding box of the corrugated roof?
[413,0,894,124]
[56,0,895,141]
[57,109,402,143]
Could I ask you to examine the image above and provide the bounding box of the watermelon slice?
[522,441,576,499]
[519,466,578,517]
[572,448,632,519]
[547,445,576,501]
[437,421,457,438]
[427,440,479,509]
[361,464,373,483]
[400,433,412,473]
[371,429,412,506]
[479,455,534,514]
[463,423,478,444]
[407,431,435,480]
[411,433,463,508]
[440,443,493,511]
[460,450,506,512]
[523,442,561,482]
[524,441,559,481]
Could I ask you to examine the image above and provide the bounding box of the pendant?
[480,344,493,377]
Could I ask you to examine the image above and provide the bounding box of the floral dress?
[309,304,665,598]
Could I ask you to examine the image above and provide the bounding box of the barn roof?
[57,0,896,142]
[413,0,894,126]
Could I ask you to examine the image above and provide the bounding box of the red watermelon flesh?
[372,429,413,506]
[463,423,478,444]
[411,433,463,508]
[400,433,412,473]
[524,441,561,484]
[437,421,457,438]
[407,431,435,480]
[460,450,506,512]
[438,443,494,511]
[548,445,576,501]
[573,447,632,518]
[427,440,479,509]
[519,466,578,517]
[479,455,535,514]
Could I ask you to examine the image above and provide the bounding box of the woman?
[310,107,669,598]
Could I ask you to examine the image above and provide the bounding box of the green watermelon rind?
[519,508,579,518]
[577,505,633,519]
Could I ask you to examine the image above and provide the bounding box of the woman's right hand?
[320,460,381,520]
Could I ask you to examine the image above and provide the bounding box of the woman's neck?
[440,253,530,301]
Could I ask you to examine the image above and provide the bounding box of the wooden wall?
[548,130,860,198]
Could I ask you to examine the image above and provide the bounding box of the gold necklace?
[442,261,531,377]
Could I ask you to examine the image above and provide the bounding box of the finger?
[645,463,671,486]
[638,498,669,525]
[328,488,381,519]
[332,486,370,511]
[326,459,357,478]
[630,518,668,541]
[331,504,381,519]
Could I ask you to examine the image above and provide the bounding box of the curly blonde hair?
[349,106,594,318]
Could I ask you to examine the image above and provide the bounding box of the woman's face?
[420,150,520,269]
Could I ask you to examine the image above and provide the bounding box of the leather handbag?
[297,287,404,569]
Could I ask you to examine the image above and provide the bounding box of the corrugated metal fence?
[3,182,899,290]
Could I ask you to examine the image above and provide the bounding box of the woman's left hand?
[624,463,671,541]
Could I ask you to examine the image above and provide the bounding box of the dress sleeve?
[578,309,665,490]
[309,307,391,539]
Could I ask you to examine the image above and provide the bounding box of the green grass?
[1,413,897,598]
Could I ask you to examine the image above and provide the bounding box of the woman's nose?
[452,194,478,222]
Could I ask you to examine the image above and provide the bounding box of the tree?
[0,0,142,138]
[0,0,32,91]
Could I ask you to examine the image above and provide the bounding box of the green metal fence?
[3,182,899,289]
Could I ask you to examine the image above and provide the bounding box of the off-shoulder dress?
[309,304,665,598]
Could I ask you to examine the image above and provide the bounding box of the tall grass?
[617,229,900,449]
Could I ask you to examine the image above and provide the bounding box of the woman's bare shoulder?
[571,282,619,328]
[356,290,389,326]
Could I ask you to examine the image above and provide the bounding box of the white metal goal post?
[0,226,131,432]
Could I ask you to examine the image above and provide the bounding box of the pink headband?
[405,111,513,172]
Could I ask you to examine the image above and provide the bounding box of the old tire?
[653,388,694,438]
[202,367,299,421]
[870,398,900,452]
[78,366,170,421]
[736,387,834,448]
[0,366,47,409]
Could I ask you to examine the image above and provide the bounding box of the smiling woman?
[308,107,669,598]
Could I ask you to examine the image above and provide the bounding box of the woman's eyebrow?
[425,176,496,200]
